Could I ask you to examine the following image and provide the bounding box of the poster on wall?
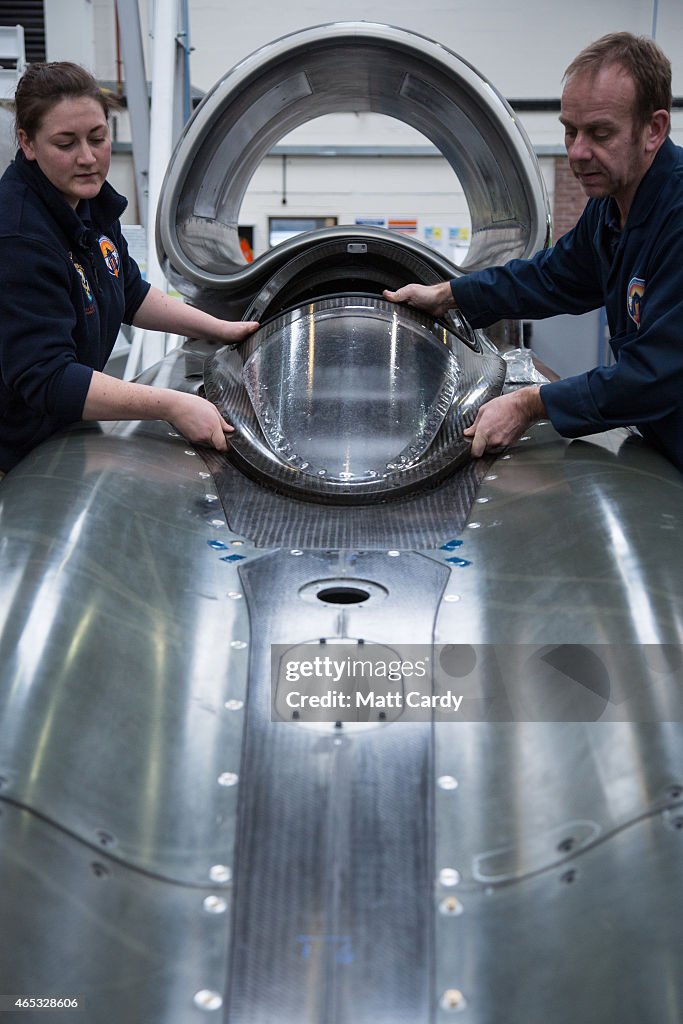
[387,218,418,235]
[423,225,444,250]
[449,226,470,264]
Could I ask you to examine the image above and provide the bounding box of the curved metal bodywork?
[2,23,683,1024]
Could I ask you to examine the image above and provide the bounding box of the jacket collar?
[12,149,127,245]
[622,137,681,230]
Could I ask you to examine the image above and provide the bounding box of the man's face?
[560,64,652,223]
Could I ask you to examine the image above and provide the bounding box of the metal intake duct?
[156,22,551,309]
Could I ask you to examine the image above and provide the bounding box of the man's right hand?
[383,281,456,318]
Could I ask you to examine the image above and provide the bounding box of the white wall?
[40,1,683,258]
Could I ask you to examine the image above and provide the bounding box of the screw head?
[193,990,223,1011]
[440,988,467,1012]
[203,895,228,915]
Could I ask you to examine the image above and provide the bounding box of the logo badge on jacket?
[627,277,645,327]
[71,257,94,307]
[99,235,120,278]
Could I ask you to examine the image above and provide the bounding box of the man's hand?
[464,386,547,457]
[383,281,456,318]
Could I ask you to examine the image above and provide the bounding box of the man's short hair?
[564,32,672,130]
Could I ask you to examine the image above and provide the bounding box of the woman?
[0,61,258,477]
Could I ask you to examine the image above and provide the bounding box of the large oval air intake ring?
[156,22,551,314]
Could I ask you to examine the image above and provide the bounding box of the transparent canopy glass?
[242,297,460,483]
[204,295,505,503]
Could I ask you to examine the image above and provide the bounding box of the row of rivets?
[438,774,465,1013]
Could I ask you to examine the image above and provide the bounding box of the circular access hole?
[299,578,388,605]
[316,586,371,605]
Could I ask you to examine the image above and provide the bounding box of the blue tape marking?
[446,557,471,567]
[296,935,355,963]
[441,539,464,551]
[207,540,230,550]
[220,554,246,562]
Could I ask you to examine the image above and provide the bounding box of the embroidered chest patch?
[99,235,120,277]
[627,276,645,326]
[70,256,94,308]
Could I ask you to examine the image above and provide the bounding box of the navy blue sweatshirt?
[450,138,683,473]
[0,151,150,471]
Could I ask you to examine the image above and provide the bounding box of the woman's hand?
[132,286,259,344]
[164,391,234,451]
[83,372,235,452]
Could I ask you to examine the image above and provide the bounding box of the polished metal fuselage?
[1,21,683,1024]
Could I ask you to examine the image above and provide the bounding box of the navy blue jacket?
[0,152,150,471]
[450,138,683,472]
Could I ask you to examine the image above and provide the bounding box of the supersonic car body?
[1,23,683,1024]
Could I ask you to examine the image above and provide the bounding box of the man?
[384,33,683,472]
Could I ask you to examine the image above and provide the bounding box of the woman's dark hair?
[14,61,119,140]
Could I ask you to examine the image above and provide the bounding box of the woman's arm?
[131,286,259,344]
[93,286,261,449]
[82,371,234,451]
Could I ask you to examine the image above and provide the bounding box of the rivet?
[218,772,239,787]
[224,699,244,711]
[209,864,232,884]
[199,471,211,479]
[230,640,247,649]
[231,539,244,546]
[193,990,223,1011]
[387,550,401,557]
[439,868,461,887]
[518,435,531,441]
[205,494,219,502]
[437,775,459,791]
[475,497,489,504]
[439,896,463,916]
[227,591,243,600]
[290,549,303,556]
[440,988,467,1012]
[209,519,225,528]
[501,454,512,460]
[203,895,228,915]
[466,522,481,530]
[184,450,196,456]
[484,474,498,481]
[167,431,180,437]
[443,595,461,603]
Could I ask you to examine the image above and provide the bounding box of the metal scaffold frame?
[114,0,191,378]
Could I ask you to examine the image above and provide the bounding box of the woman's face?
[18,95,111,209]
